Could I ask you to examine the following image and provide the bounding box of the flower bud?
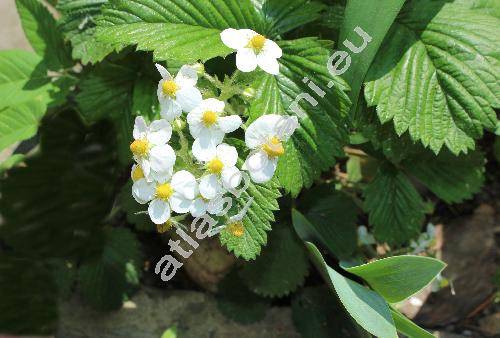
[172,118,186,132]
[242,87,255,99]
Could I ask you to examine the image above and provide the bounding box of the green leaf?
[306,242,397,338]
[118,181,155,231]
[299,185,359,258]
[404,149,485,204]
[364,164,425,245]
[78,228,142,310]
[239,223,309,297]
[249,38,351,196]
[292,287,370,338]
[16,0,72,70]
[161,326,178,338]
[132,75,158,120]
[344,255,446,303]
[57,0,115,64]
[391,308,436,338]
[0,101,45,152]
[96,0,264,63]
[259,0,326,37]
[365,0,500,154]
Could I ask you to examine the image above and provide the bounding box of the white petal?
[203,98,225,113]
[244,151,277,183]
[217,143,238,167]
[190,198,208,217]
[192,137,218,162]
[199,174,223,199]
[148,119,172,145]
[257,55,280,75]
[171,170,197,200]
[275,115,299,141]
[170,193,193,214]
[148,199,171,224]
[149,166,173,183]
[155,63,172,79]
[175,65,198,88]
[160,98,182,121]
[262,39,282,59]
[132,179,155,204]
[149,144,176,172]
[245,114,284,148]
[133,116,148,139]
[206,196,225,215]
[222,166,242,189]
[236,48,258,72]
[176,86,202,113]
[138,158,151,179]
[220,28,250,49]
[217,115,242,133]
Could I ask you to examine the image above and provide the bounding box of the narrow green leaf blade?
[391,308,436,338]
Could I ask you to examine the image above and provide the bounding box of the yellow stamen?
[162,80,178,97]
[201,110,218,126]
[248,34,266,52]
[262,136,284,158]
[130,139,150,157]
[207,158,224,174]
[157,220,173,233]
[132,166,145,181]
[228,221,244,237]
[156,183,174,200]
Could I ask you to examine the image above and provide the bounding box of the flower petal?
[245,114,284,148]
[199,174,223,199]
[171,170,197,200]
[217,143,238,167]
[170,192,193,214]
[175,65,198,88]
[244,151,277,183]
[149,144,176,172]
[138,158,151,179]
[257,54,280,75]
[275,115,299,141]
[148,119,172,145]
[132,179,155,204]
[222,166,242,189]
[148,199,171,224]
[262,39,282,59]
[190,198,208,217]
[203,98,225,113]
[217,115,242,134]
[220,28,249,49]
[192,137,218,162]
[236,48,258,72]
[207,195,225,215]
[133,116,148,139]
[155,63,172,79]
[176,86,202,113]
[160,98,182,121]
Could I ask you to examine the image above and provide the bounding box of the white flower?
[130,117,175,180]
[190,194,225,218]
[132,170,198,224]
[243,114,298,183]
[187,98,242,158]
[156,64,202,121]
[195,143,242,199]
[220,28,282,75]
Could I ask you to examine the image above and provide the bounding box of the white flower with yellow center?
[132,170,198,224]
[243,114,299,183]
[220,28,282,75]
[187,98,242,158]
[156,64,202,121]
[130,117,175,180]
[131,164,173,204]
[195,143,242,200]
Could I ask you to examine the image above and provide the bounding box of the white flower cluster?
[130,63,298,225]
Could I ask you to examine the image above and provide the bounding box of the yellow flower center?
[228,221,245,237]
[248,34,266,52]
[157,220,174,233]
[132,166,145,181]
[156,183,174,200]
[130,139,150,157]
[162,80,178,97]
[207,158,224,174]
[201,110,218,126]
[262,136,284,158]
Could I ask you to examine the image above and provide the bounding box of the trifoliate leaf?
[404,149,485,204]
[78,227,142,311]
[249,38,350,196]
[57,0,115,64]
[16,0,72,70]
[95,0,264,63]
[239,223,309,297]
[363,164,425,245]
[365,0,499,155]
